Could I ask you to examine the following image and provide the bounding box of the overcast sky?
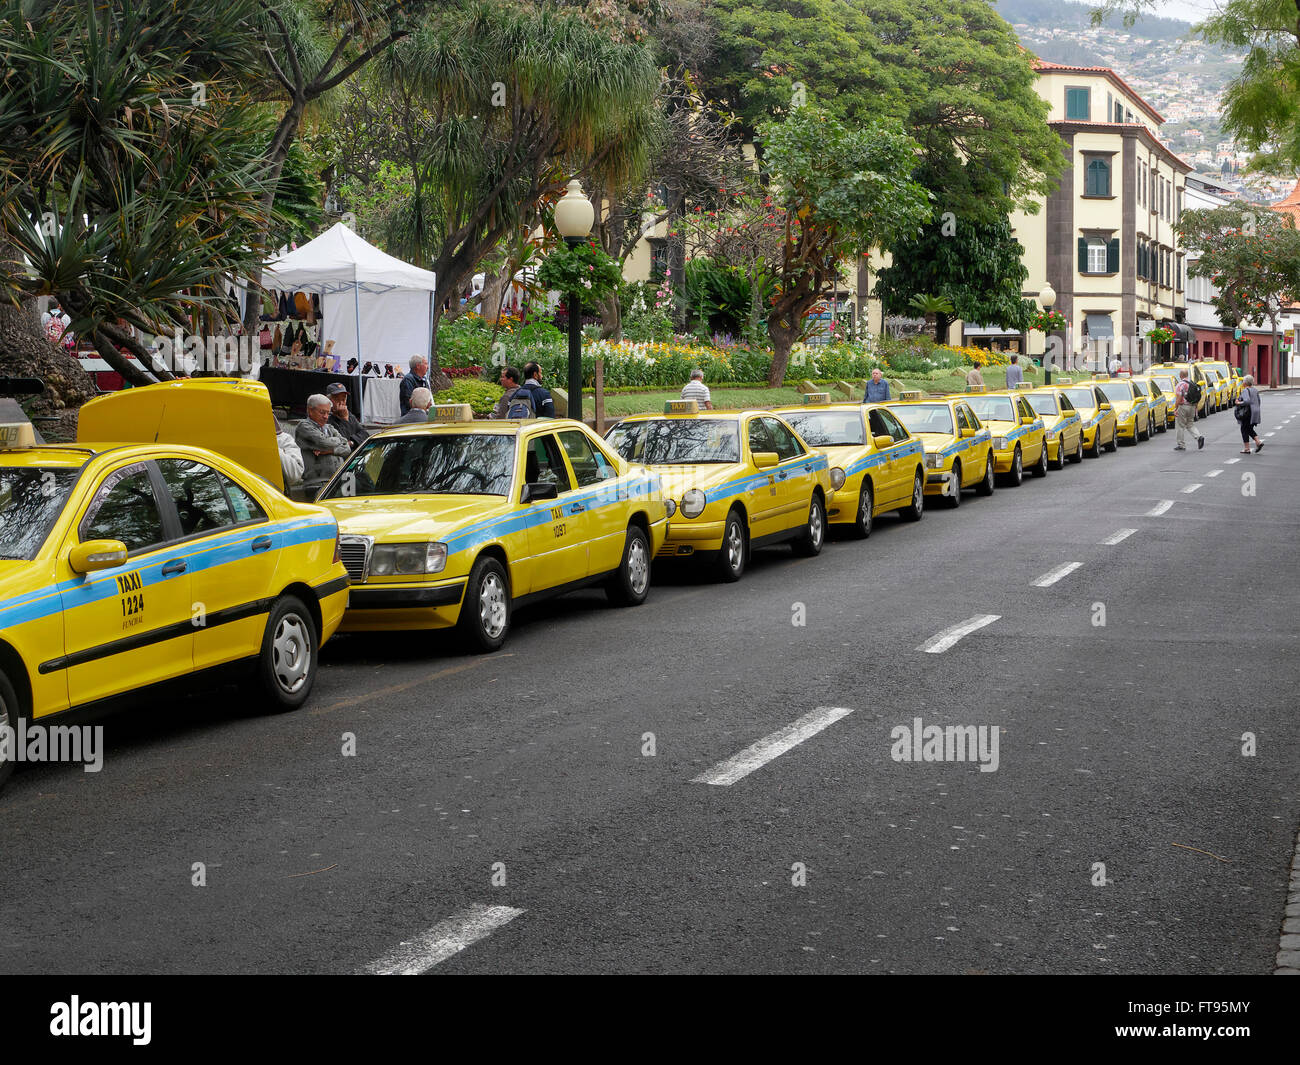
[1146,0,1219,23]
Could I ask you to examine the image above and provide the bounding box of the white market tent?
[262,222,436,419]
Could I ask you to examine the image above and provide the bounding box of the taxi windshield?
[965,395,1016,423]
[1062,388,1096,409]
[0,466,80,559]
[1151,376,1177,393]
[781,410,865,446]
[607,419,741,463]
[890,404,954,435]
[325,434,516,497]
[1027,394,1059,417]
[1099,382,1133,403]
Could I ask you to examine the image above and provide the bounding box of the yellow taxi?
[1199,365,1230,413]
[0,436,349,790]
[1092,376,1152,443]
[883,392,996,506]
[962,389,1048,486]
[605,402,841,582]
[1024,385,1086,467]
[316,409,670,651]
[1129,376,1170,435]
[1152,362,1208,416]
[1208,359,1240,403]
[1059,381,1119,456]
[773,396,927,529]
[1147,368,1183,426]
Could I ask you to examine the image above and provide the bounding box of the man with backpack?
[518,361,556,418]
[1173,367,1205,451]
[490,366,535,419]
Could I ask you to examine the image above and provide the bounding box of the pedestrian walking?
[1235,374,1263,453]
[965,365,986,391]
[1004,354,1024,388]
[1172,367,1204,451]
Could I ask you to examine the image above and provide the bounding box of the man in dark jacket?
[518,361,556,417]
[400,355,431,414]
[325,382,369,449]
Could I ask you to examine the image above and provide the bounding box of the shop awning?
[1085,312,1114,339]
[1162,320,1195,343]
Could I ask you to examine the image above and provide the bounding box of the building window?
[1150,171,1157,208]
[1084,158,1111,197]
[1079,236,1118,275]
[1066,87,1090,120]
[648,238,668,280]
[1114,101,1124,123]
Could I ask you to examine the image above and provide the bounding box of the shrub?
[435,379,503,416]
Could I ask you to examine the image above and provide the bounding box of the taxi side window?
[746,417,775,456]
[954,406,970,431]
[558,430,615,487]
[1017,397,1034,420]
[875,408,910,443]
[220,476,268,524]
[866,409,890,439]
[1059,394,1076,412]
[960,404,981,429]
[156,459,235,536]
[761,417,804,460]
[80,464,167,552]
[525,435,573,494]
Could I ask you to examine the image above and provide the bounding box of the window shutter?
[1107,238,1119,273]
[1078,237,1088,273]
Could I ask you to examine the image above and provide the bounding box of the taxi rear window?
[965,395,1016,423]
[781,411,865,446]
[889,404,953,435]
[0,466,80,560]
[325,434,516,497]
[607,419,740,463]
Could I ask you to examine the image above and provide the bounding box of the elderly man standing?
[399,387,435,423]
[864,368,890,402]
[296,394,353,483]
[400,355,432,415]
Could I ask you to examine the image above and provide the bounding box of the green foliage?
[434,379,504,415]
[620,281,675,342]
[1179,204,1300,328]
[683,259,752,337]
[536,240,624,301]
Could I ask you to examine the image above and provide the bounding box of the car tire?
[1051,440,1066,470]
[1087,430,1100,458]
[850,481,873,539]
[714,509,747,583]
[0,670,20,793]
[1033,442,1049,477]
[792,494,826,557]
[1071,436,1084,463]
[606,525,651,606]
[459,555,511,652]
[256,595,318,712]
[1004,445,1023,487]
[901,470,924,521]
[1104,428,1118,453]
[1156,415,1167,433]
[975,453,995,496]
[946,461,962,507]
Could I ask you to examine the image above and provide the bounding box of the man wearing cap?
[326,381,369,448]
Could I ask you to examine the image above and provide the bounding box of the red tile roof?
[1032,60,1166,125]
[1273,180,1300,225]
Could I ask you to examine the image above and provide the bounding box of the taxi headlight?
[1046,430,1058,441]
[993,436,1008,449]
[829,466,846,491]
[924,453,943,469]
[426,543,447,574]
[371,542,447,575]
[663,498,677,518]
[680,488,706,519]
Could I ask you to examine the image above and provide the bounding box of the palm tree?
[907,293,957,344]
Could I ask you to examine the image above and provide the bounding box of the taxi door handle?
[161,559,187,576]
[777,472,788,480]
[569,503,586,513]
[251,535,273,553]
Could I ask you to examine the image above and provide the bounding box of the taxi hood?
[77,379,283,490]
[645,464,750,500]
[319,495,504,541]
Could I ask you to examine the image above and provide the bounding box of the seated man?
[295,393,352,484]
[325,381,369,448]
[399,386,434,423]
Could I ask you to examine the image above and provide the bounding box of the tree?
[874,217,1034,344]
[365,1,659,387]
[0,0,282,391]
[758,106,931,385]
[703,0,1064,222]
[1179,203,1300,384]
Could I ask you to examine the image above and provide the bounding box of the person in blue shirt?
[864,368,891,402]
[518,361,556,418]
[1004,354,1024,387]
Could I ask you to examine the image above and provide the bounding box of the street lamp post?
[554,179,594,422]
[1039,283,1057,386]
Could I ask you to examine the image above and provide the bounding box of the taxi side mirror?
[69,539,128,574]
[872,434,893,450]
[752,451,779,469]
[1021,415,1036,425]
[959,427,975,438]
[520,482,558,504]
[1098,401,1112,411]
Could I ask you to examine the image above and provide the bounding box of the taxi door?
[521,432,592,593]
[741,416,784,538]
[1015,395,1045,463]
[154,458,281,672]
[758,416,816,532]
[57,460,194,706]
[868,407,914,504]
[955,403,982,485]
[556,428,624,575]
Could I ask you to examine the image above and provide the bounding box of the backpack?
[505,387,536,419]
[1185,379,1202,404]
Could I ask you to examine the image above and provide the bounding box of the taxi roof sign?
[967,384,986,393]
[0,422,36,448]
[663,399,699,414]
[1012,382,1033,390]
[1055,377,1073,385]
[432,403,474,422]
[898,390,925,401]
[802,392,831,405]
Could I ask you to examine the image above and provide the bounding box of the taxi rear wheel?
[460,556,511,652]
[606,525,651,606]
[901,471,924,521]
[850,482,874,539]
[1003,446,1023,487]
[1070,436,1084,463]
[714,510,747,582]
[1033,442,1049,477]
[1104,428,1118,453]
[256,595,318,712]
[0,671,19,792]
[792,494,826,557]
[945,461,961,508]
[1087,430,1100,458]
[975,453,995,496]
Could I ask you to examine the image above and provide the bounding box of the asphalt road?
[3,394,1298,975]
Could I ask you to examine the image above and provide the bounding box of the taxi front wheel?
[792,494,826,556]
[0,671,19,792]
[975,453,995,496]
[901,471,924,521]
[256,595,318,713]
[714,510,747,583]
[606,526,651,606]
[850,481,874,538]
[460,556,511,652]
[945,462,962,508]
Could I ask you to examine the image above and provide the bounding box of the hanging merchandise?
[294,292,310,318]
[259,324,273,349]
[278,291,292,319]
[272,324,283,355]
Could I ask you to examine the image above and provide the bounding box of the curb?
[1276,826,1300,974]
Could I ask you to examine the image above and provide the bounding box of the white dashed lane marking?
[1100,528,1137,545]
[1266,432,1275,437]
[1182,483,1203,494]
[1206,469,1222,477]
[1146,500,1175,516]
[692,706,856,786]
[1031,562,1083,588]
[918,614,1001,655]
[362,904,526,975]
[1225,458,1242,465]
